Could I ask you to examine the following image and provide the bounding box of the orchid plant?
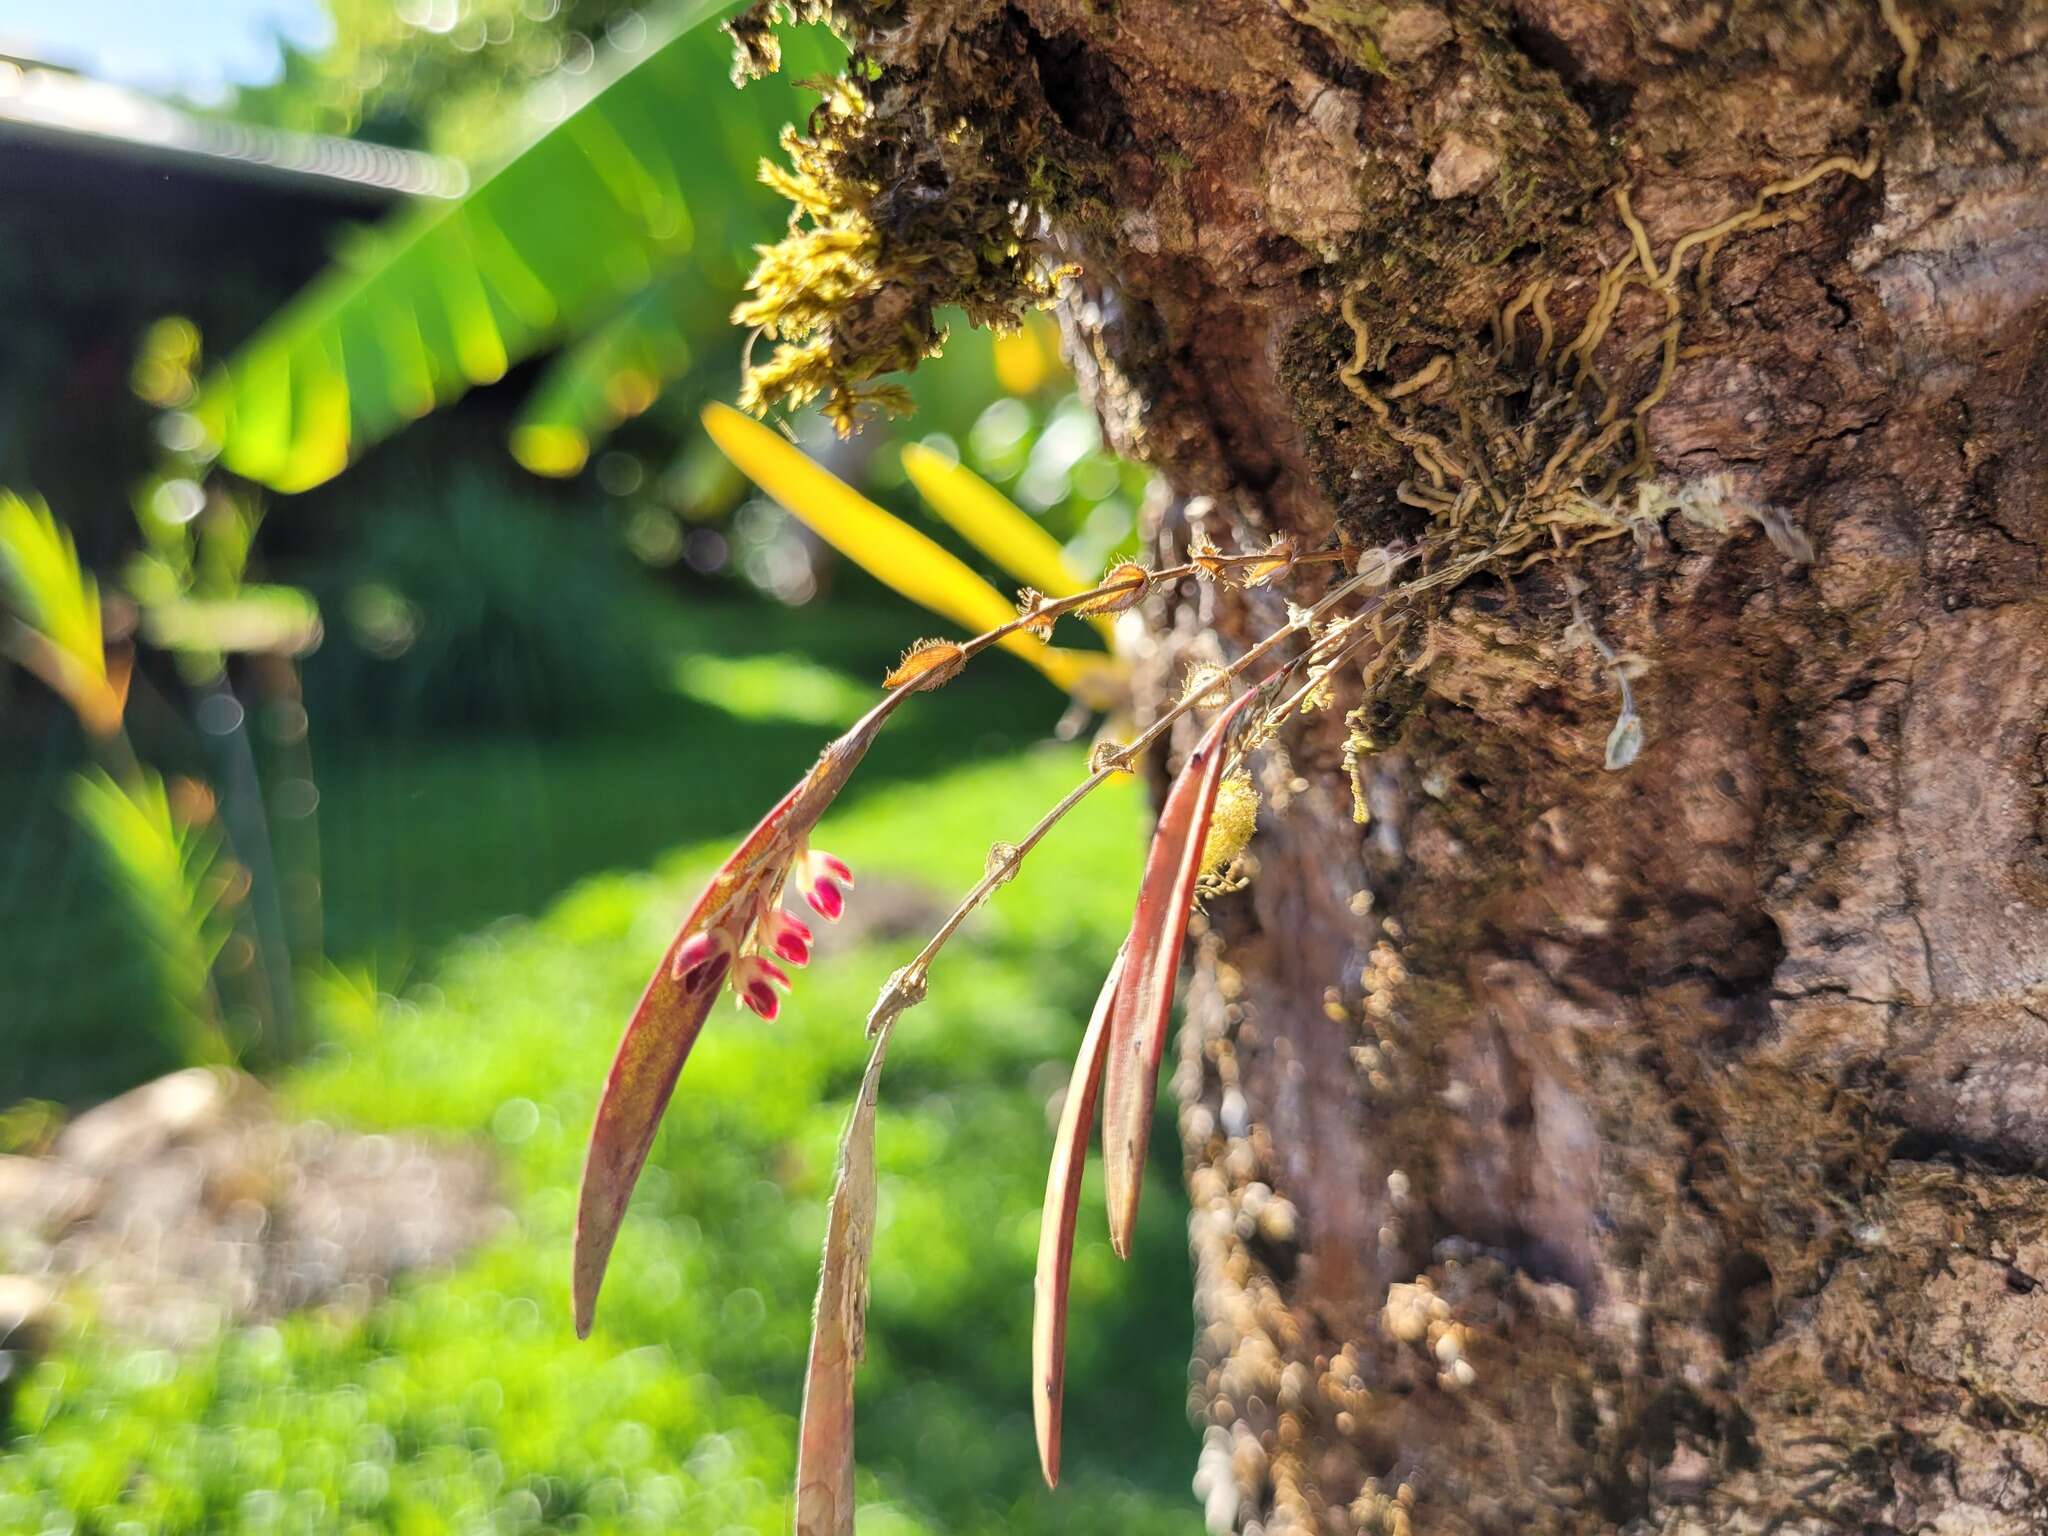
[570,403,1524,1530]
[582,196,1838,1502]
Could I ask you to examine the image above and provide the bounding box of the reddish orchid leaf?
[573,783,798,1336]
[1100,688,1261,1258]
[573,690,906,1338]
[793,1029,891,1535]
[1032,945,1125,1488]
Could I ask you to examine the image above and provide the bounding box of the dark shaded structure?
[0,56,460,555]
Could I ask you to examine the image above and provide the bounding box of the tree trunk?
[847,1,2048,1527]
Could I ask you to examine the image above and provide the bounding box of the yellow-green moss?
[724,2,1087,433]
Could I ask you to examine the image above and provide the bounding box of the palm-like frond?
[70,768,232,1063]
[0,491,125,735]
[0,492,103,679]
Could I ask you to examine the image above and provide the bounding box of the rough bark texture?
[832,0,2048,1528]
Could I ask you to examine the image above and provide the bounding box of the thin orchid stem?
[877,535,1524,1022]
[947,547,1349,669]
[867,550,1433,1029]
[707,549,1348,937]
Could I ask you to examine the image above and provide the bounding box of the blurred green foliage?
[1,747,1199,1533]
[1,469,326,1072]
[302,471,668,734]
[300,598,1074,969]
[0,582,1075,1106]
[197,2,1150,655]
[240,0,651,162]
[67,768,233,1067]
[3,11,1200,1523]
[125,465,322,681]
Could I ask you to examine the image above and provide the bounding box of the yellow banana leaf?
[898,443,1116,644]
[702,404,1120,704]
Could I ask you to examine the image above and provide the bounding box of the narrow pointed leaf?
[574,688,906,1336]
[794,1028,891,1536]
[899,443,1115,643]
[1101,688,1261,1257]
[1032,945,1125,1488]
[703,404,1119,701]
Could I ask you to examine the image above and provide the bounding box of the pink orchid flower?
[573,689,901,1338]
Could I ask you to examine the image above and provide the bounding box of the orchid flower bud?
[794,848,853,921]
[736,955,791,1019]
[670,929,734,993]
[765,908,813,967]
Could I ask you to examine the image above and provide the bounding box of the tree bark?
[850,1,2048,1527]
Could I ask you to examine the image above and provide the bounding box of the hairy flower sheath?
[573,694,894,1338]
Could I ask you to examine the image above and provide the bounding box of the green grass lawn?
[1,640,1202,1531]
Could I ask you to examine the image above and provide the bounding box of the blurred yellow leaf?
[510,424,592,478]
[702,404,1120,702]
[993,324,1053,396]
[899,443,1115,644]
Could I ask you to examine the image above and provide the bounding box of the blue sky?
[0,0,331,100]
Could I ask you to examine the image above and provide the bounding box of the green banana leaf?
[510,267,713,477]
[200,2,837,493]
